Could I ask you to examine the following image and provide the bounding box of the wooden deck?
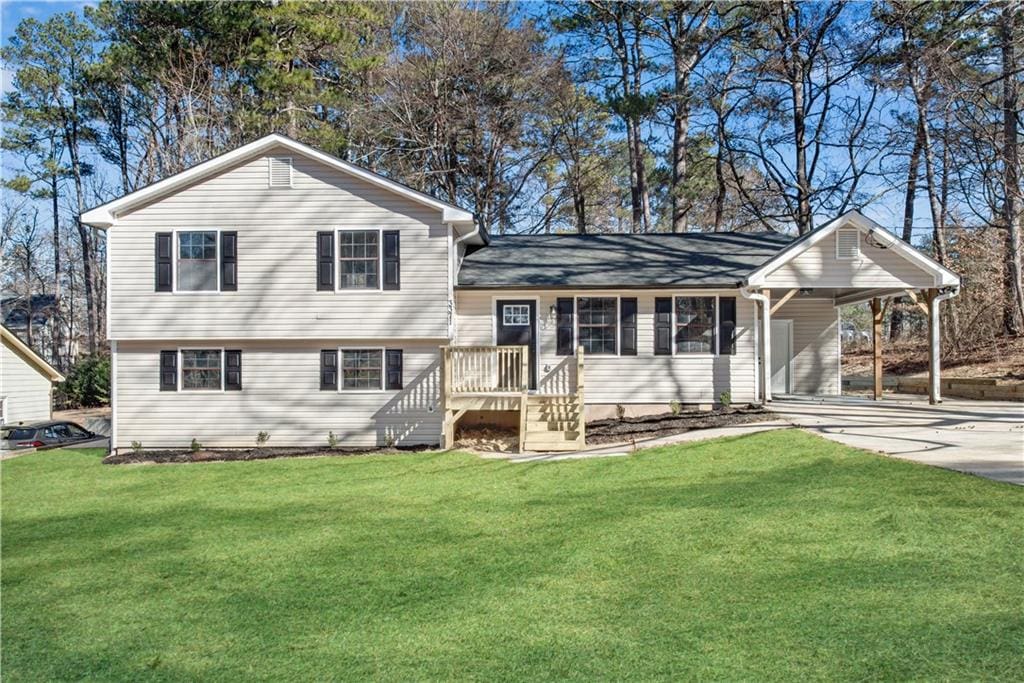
[441,345,585,452]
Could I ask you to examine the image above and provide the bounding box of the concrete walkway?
[770,395,1024,485]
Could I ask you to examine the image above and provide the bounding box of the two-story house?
[84,134,959,454]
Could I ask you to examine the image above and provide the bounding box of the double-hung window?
[339,230,380,289]
[341,349,383,390]
[177,231,218,291]
[577,297,617,355]
[675,297,716,354]
[181,349,223,390]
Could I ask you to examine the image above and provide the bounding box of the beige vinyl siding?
[455,289,758,404]
[1,338,53,424]
[115,340,442,449]
[763,232,936,288]
[108,146,450,340]
[773,298,840,395]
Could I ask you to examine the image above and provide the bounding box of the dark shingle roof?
[456,231,796,289]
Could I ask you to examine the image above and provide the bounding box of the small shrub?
[190,438,202,453]
[327,431,338,449]
[56,354,110,408]
[384,434,397,449]
[669,400,682,416]
[719,391,732,408]
[615,404,626,420]
[131,440,143,455]
[256,431,270,447]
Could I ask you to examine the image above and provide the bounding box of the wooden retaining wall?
[843,376,1024,402]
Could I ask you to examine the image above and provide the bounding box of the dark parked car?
[1,421,100,451]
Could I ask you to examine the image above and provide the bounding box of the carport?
[739,212,960,405]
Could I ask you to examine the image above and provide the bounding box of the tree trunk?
[50,168,63,369]
[890,121,924,341]
[671,67,691,233]
[1000,2,1024,335]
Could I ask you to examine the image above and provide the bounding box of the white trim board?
[744,210,960,288]
[81,133,478,233]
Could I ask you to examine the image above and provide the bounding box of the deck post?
[926,288,941,404]
[762,289,772,402]
[441,346,453,448]
[519,344,529,452]
[871,297,883,400]
[576,345,585,449]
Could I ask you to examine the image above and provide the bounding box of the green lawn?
[2,431,1022,681]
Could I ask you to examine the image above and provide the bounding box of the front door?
[495,300,537,390]
[770,319,793,395]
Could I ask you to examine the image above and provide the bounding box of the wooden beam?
[903,289,930,316]
[871,297,884,400]
[770,288,800,315]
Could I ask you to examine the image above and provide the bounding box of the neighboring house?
[1,325,65,426]
[83,134,960,454]
[1,294,67,362]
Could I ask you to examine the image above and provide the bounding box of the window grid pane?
[339,231,379,289]
[341,349,382,390]
[675,297,716,354]
[177,231,217,291]
[181,350,222,390]
[578,297,617,355]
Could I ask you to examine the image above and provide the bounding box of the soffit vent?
[268,156,293,187]
[836,228,860,259]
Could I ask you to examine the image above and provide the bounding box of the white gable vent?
[836,228,860,259]
[268,156,293,187]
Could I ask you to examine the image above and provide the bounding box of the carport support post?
[871,297,883,400]
[762,290,772,402]
[926,288,941,404]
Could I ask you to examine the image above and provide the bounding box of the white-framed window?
[674,296,717,354]
[338,229,381,290]
[577,296,618,355]
[176,230,218,292]
[340,348,383,391]
[268,156,293,187]
[502,304,531,326]
[180,349,223,391]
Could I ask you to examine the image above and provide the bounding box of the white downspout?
[449,221,482,342]
[929,286,959,404]
[740,286,771,403]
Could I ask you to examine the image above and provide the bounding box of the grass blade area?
[2,430,1022,681]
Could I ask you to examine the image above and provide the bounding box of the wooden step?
[526,420,579,431]
[524,432,581,451]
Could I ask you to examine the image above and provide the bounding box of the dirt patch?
[843,336,1024,380]
[103,445,435,465]
[586,405,774,446]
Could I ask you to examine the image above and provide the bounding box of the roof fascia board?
[1,327,65,382]
[745,210,960,288]
[81,134,476,231]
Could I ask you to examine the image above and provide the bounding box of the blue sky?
[1,0,936,236]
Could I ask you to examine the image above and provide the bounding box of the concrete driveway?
[771,395,1024,485]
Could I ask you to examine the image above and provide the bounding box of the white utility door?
[770,319,793,395]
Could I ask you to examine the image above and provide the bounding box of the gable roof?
[744,210,960,288]
[80,134,481,240]
[456,231,796,289]
[1,325,64,383]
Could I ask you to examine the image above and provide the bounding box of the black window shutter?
[224,350,242,390]
[220,231,238,291]
[385,349,403,390]
[316,231,334,291]
[719,297,737,355]
[320,349,338,390]
[159,350,177,391]
[155,233,173,292]
[620,298,638,356]
[654,297,673,355]
[556,298,575,356]
[382,230,400,290]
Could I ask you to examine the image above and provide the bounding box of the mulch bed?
[103,445,435,465]
[585,405,775,446]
